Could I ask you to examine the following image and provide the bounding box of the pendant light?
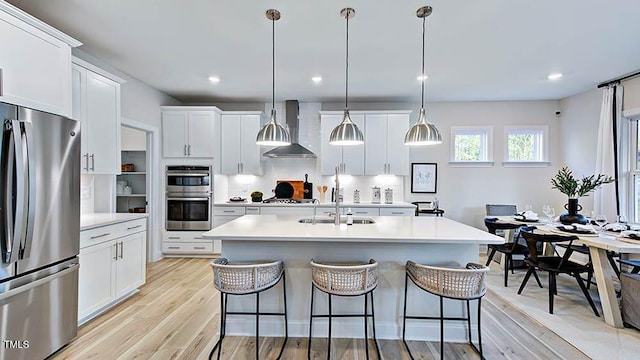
[329,8,364,146]
[256,9,291,146]
[404,6,442,146]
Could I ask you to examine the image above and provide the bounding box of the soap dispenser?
[346,208,353,225]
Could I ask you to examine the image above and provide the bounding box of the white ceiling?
[7,0,640,103]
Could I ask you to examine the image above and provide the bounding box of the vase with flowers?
[550,167,615,225]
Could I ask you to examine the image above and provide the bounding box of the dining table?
[486,215,640,328]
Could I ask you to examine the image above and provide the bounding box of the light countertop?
[81,213,148,231]
[203,215,503,244]
[215,202,416,208]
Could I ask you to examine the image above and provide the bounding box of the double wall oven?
[166,165,212,231]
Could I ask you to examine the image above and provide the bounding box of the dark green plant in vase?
[551,167,615,224]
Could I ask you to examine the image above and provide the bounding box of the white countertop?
[203,215,503,244]
[80,213,148,231]
[215,201,416,208]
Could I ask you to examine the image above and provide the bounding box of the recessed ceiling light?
[417,74,428,81]
[312,76,322,83]
[208,76,220,83]
[547,73,563,81]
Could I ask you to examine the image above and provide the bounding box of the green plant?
[251,191,263,197]
[550,167,614,198]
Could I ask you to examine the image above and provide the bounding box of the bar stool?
[308,259,380,360]
[209,258,288,360]
[402,261,489,360]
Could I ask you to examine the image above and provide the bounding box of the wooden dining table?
[487,216,640,328]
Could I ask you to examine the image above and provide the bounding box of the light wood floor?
[52,258,589,359]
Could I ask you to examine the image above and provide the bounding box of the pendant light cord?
[272,16,276,112]
[421,14,426,109]
[345,13,349,110]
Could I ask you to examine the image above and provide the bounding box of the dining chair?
[484,219,536,287]
[517,227,600,317]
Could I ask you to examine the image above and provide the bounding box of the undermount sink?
[298,217,376,224]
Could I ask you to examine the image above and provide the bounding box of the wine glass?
[525,204,533,212]
[595,214,608,232]
[542,205,555,224]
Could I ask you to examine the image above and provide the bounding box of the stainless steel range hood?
[263,100,317,158]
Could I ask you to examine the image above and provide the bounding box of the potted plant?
[251,191,263,203]
[550,167,614,224]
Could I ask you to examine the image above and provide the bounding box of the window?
[627,118,640,222]
[503,126,549,166]
[450,126,493,166]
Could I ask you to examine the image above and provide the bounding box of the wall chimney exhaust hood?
[263,100,317,158]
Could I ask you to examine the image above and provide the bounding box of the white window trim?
[503,125,549,165]
[624,110,640,221]
[450,126,493,166]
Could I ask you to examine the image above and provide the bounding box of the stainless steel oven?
[166,165,212,231]
[166,165,211,193]
[166,193,212,231]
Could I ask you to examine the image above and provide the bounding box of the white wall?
[210,100,570,230]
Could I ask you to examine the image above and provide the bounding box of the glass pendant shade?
[404,108,442,145]
[329,110,364,145]
[256,109,290,146]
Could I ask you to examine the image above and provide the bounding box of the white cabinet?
[220,112,263,175]
[72,59,123,174]
[163,231,220,255]
[0,4,80,116]
[161,107,219,158]
[78,217,146,324]
[380,207,414,216]
[320,113,365,175]
[364,112,410,175]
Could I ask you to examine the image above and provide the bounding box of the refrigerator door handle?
[20,121,36,259]
[1,120,16,263]
[5,121,29,264]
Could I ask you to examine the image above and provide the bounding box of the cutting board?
[277,180,304,199]
[303,174,313,199]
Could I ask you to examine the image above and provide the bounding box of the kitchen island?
[202,215,503,341]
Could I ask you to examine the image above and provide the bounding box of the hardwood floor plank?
[53,258,591,360]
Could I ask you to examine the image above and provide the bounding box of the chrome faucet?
[311,199,320,225]
[334,165,341,225]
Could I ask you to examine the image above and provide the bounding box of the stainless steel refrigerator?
[0,102,81,360]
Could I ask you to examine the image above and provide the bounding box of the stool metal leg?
[364,292,369,359]
[402,273,415,360]
[209,292,227,360]
[478,298,483,359]
[277,272,288,360]
[370,290,381,359]
[255,292,260,359]
[439,296,444,360]
[466,300,472,345]
[308,284,315,360]
[327,294,332,360]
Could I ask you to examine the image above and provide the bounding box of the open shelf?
[117,194,147,197]
[117,150,147,213]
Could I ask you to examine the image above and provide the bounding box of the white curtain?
[594,85,624,220]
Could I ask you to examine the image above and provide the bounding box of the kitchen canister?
[384,188,393,204]
[371,187,381,204]
[353,189,360,203]
[116,181,128,195]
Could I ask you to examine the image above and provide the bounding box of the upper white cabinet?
[364,112,410,175]
[320,113,365,175]
[0,3,81,116]
[161,107,219,159]
[72,58,124,174]
[220,112,263,175]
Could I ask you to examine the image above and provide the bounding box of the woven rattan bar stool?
[308,259,380,360]
[402,261,489,360]
[209,258,288,360]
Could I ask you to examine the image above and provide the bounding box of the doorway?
[121,118,162,262]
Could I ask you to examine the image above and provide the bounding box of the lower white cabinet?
[78,218,146,324]
[379,208,414,216]
[163,231,220,255]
